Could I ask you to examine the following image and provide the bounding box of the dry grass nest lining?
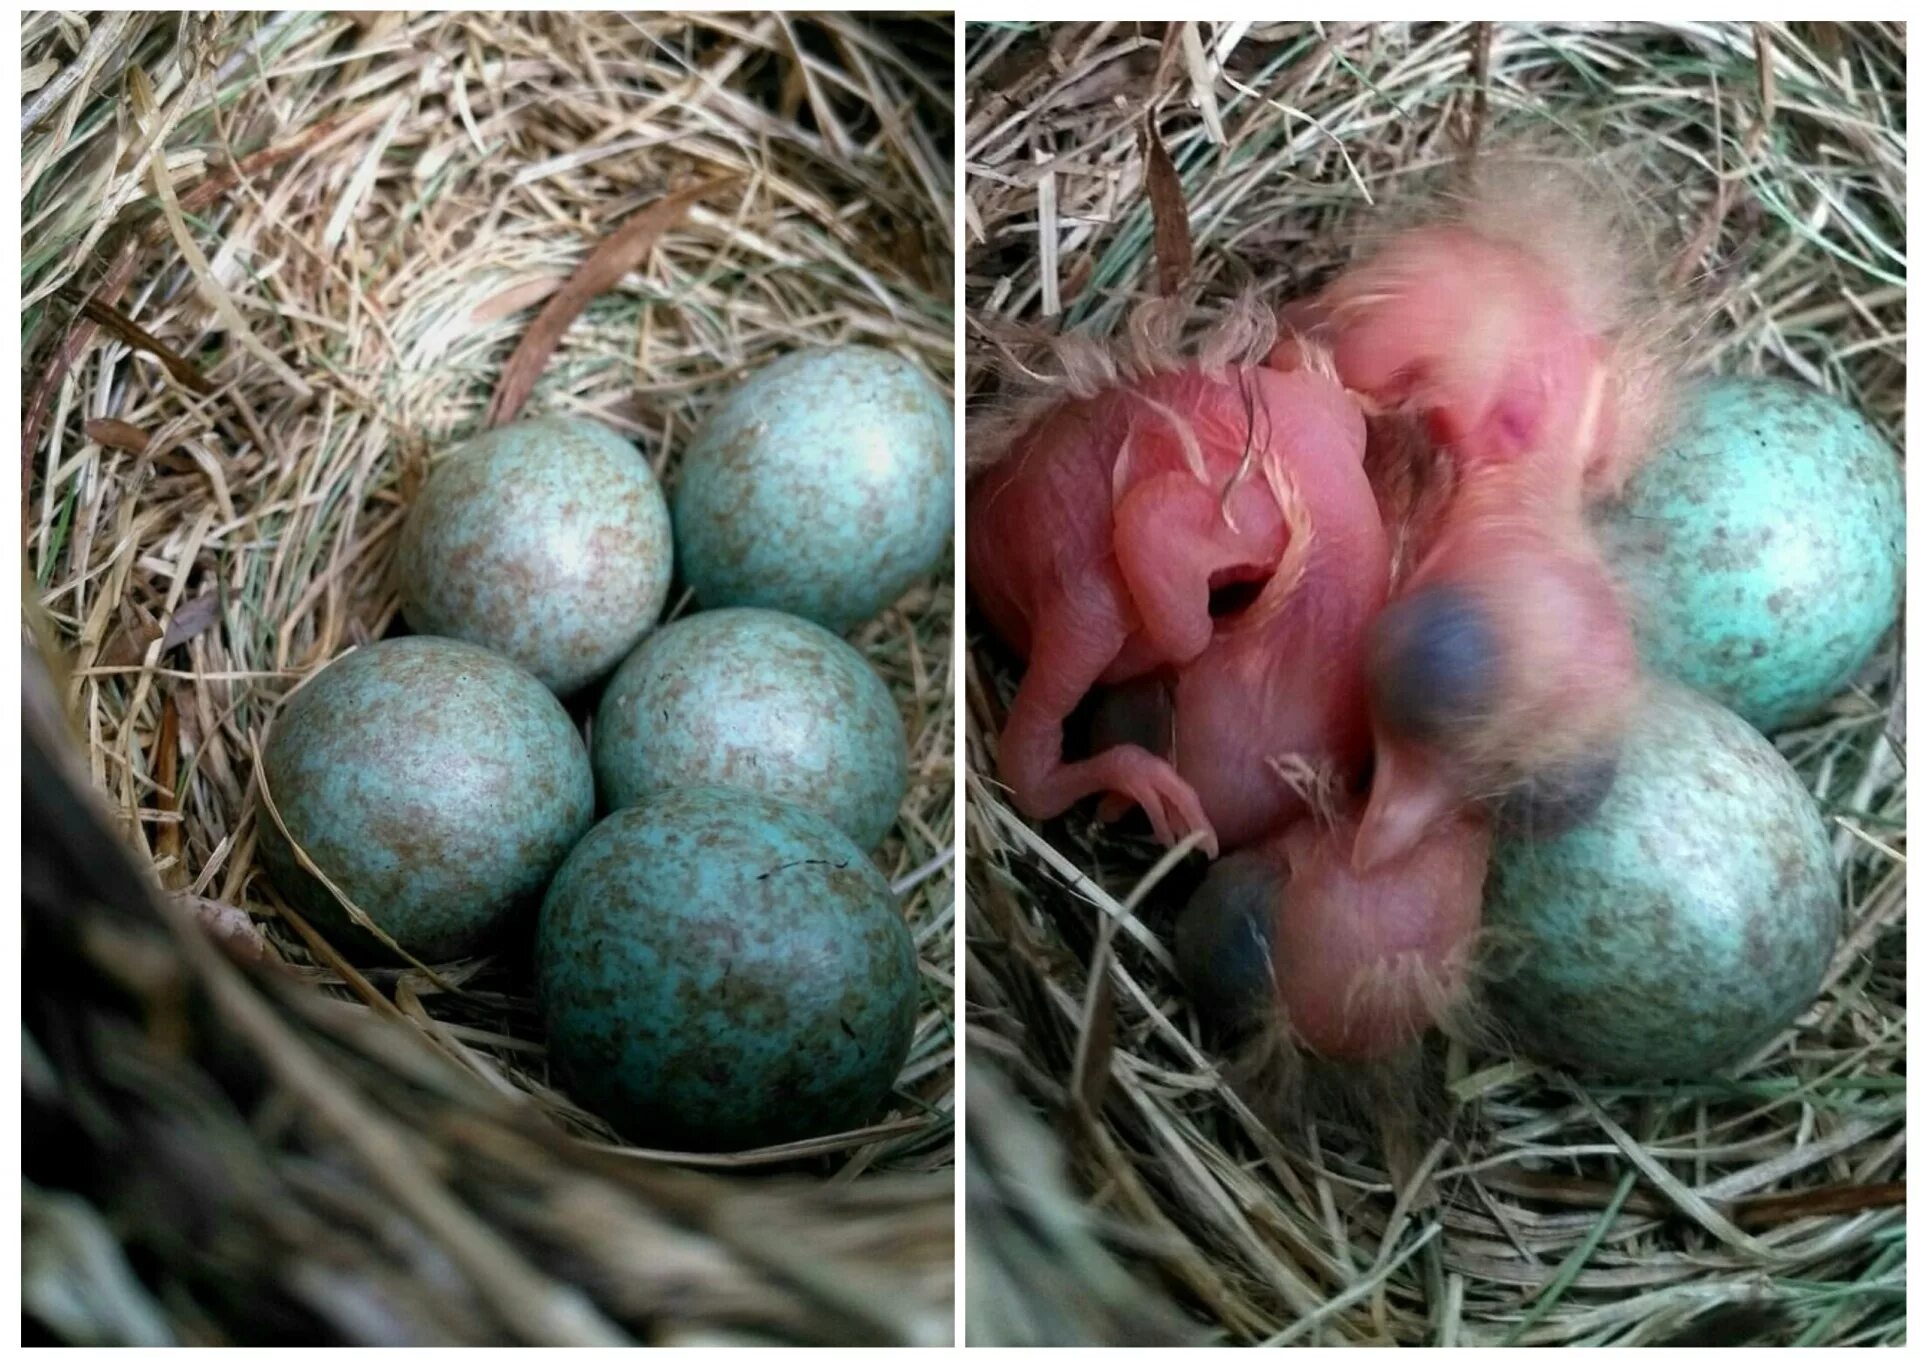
[964,21,1904,1347]
[24,10,953,1345]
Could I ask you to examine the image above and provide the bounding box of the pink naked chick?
[1162,180,1669,1066]
[970,353,1390,855]
[1297,187,1667,869]
[1179,811,1490,1061]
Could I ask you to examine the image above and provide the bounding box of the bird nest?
[964,21,1904,1346]
[23,11,954,1344]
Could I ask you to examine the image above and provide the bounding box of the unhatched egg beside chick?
[1175,815,1490,1061]
[1483,681,1840,1079]
[396,415,673,696]
[1600,375,1905,732]
[1173,851,1279,1038]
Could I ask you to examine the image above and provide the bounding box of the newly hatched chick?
[1148,169,1667,1075]
[1356,454,1638,868]
[1301,171,1667,868]
[1315,162,1670,496]
[1177,810,1490,1061]
[971,312,1389,854]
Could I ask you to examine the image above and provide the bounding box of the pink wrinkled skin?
[972,185,1665,1061]
[1264,813,1490,1062]
[1346,453,1639,870]
[1322,227,1615,478]
[970,363,1388,855]
[1292,216,1655,870]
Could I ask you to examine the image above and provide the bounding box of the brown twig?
[1730,1180,1905,1229]
[60,286,215,395]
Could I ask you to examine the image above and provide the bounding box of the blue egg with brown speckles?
[536,785,919,1150]
[1484,682,1839,1079]
[259,637,595,961]
[397,415,673,696]
[592,608,908,849]
[1599,377,1904,732]
[673,347,954,632]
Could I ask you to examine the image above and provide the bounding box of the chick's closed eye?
[1366,583,1501,742]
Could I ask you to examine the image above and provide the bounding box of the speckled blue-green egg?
[592,607,908,849]
[1599,376,1904,732]
[396,415,673,696]
[1484,682,1839,1079]
[259,637,594,961]
[536,786,919,1150]
[672,347,954,632]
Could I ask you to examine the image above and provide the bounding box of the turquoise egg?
[259,637,594,961]
[1483,682,1839,1079]
[536,786,919,1150]
[672,347,954,632]
[1599,376,1904,731]
[397,415,673,696]
[592,607,908,849]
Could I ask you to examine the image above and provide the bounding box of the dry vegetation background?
[23,10,955,1344]
[964,21,1905,1346]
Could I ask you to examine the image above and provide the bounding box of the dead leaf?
[160,591,221,650]
[97,602,161,669]
[97,590,220,668]
[485,178,735,428]
[1140,117,1193,297]
[86,418,151,452]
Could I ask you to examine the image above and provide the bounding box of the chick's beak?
[1352,740,1461,874]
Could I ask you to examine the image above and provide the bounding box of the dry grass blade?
[23,11,955,1344]
[965,18,1904,1347]
[127,65,313,403]
[966,1061,1202,1346]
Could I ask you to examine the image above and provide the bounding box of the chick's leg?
[997,566,1218,856]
